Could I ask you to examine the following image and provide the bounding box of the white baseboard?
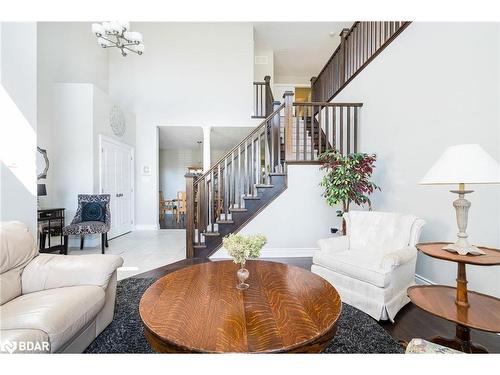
[414,273,435,285]
[134,224,159,230]
[210,247,317,259]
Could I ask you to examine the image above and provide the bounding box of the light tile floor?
[66,230,186,280]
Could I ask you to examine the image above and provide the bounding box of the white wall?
[212,165,340,258]
[108,23,259,228]
[51,84,94,225]
[254,48,274,83]
[37,22,109,206]
[51,83,135,246]
[92,86,136,193]
[159,148,200,200]
[333,22,500,296]
[0,22,37,234]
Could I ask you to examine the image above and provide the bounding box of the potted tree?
[319,150,380,234]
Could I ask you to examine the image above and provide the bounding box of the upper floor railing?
[253,75,274,118]
[311,21,410,103]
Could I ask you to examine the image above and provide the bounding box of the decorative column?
[185,173,196,259]
[202,126,211,171]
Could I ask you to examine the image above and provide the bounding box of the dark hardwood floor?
[159,214,185,229]
[133,256,500,353]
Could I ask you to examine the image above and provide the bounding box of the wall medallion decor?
[110,105,126,137]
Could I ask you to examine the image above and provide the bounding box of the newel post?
[283,91,294,162]
[264,75,272,116]
[339,28,350,86]
[185,173,197,259]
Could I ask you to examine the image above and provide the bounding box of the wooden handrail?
[311,21,411,103]
[195,103,285,185]
[293,102,364,107]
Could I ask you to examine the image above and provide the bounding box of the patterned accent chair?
[63,194,111,254]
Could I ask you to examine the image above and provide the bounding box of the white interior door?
[100,136,134,238]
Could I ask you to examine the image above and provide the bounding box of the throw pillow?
[81,202,107,223]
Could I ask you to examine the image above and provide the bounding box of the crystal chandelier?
[91,21,144,57]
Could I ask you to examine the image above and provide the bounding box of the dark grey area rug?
[85,277,404,354]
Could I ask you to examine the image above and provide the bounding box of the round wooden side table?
[408,242,500,353]
[139,260,342,353]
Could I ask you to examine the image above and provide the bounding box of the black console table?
[37,208,65,254]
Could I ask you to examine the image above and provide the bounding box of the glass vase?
[236,265,249,290]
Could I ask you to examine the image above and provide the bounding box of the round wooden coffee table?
[408,242,500,353]
[139,260,342,353]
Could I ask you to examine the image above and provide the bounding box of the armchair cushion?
[316,236,349,254]
[62,221,109,235]
[314,249,391,288]
[21,254,123,294]
[346,211,419,255]
[380,246,418,271]
[0,285,105,352]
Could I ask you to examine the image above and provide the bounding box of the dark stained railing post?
[264,75,273,116]
[310,76,317,102]
[185,173,197,259]
[339,28,350,87]
[283,91,295,162]
[271,100,281,171]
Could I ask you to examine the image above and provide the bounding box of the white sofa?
[0,221,123,353]
[311,211,425,322]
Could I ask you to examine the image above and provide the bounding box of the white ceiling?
[253,22,353,81]
[159,127,203,150]
[159,126,254,151]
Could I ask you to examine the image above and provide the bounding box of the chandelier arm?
[122,45,139,54]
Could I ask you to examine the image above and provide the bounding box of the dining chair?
[159,191,177,221]
[176,191,187,223]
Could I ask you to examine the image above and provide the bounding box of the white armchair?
[0,221,123,353]
[311,211,425,321]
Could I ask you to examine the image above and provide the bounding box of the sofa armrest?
[316,236,349,254]
[380,246,417,271]
[21,254,124,294]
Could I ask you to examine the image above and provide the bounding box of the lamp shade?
[37,184,47,197]
[420,144,500,185]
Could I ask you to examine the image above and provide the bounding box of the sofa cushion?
[0,329,50,353]
[0,222,38,305]
[346,211,418,255]
[313,249,391,288]
[0,285,105,352]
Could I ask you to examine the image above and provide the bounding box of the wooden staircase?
[185,20,410,259]
[185,97,362,258]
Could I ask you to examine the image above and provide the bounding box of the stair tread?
[243,195,260,200]
[269,173,286,176]
[255,184,274,188]
[193,244,207,249]
[203,232,220,236]
[216,220,234,224]
[229,207,247,212]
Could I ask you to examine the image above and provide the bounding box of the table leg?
[456,262,469,307]
[429,262,488,353]
[431,324,488,353]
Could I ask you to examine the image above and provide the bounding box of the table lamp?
[420,144,500,255]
